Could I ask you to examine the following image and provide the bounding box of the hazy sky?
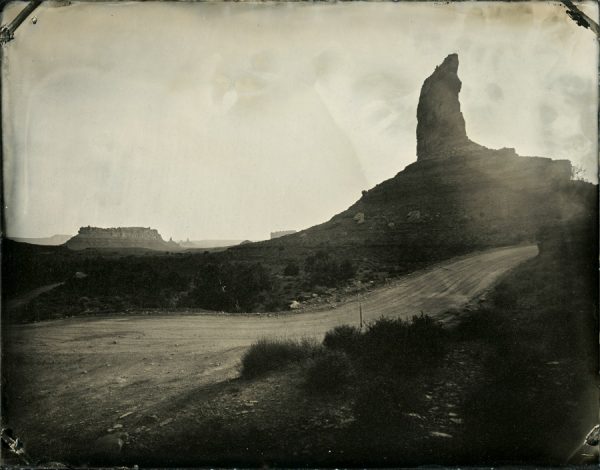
[3,1,598,240]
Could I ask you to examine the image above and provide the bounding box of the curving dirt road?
[4,244,537,460]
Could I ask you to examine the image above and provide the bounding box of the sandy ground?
[3,244,537,462]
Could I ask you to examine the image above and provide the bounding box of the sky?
[2,1,598,241]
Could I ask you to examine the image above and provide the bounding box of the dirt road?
[4,244,537,462]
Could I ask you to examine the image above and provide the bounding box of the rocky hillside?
[66,226,180,251]
[233,54,595,264]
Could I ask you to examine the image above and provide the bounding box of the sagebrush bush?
[304,350,354,395]
[241,338,321,379]
[361,314,446,375]
[323,325,362,356]
[182,262,274,312]
[283,262,300,276]
[451,309,502,342]
[304,251,356,287]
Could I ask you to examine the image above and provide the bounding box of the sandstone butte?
[66,226,181,251]
[234,53,595,263]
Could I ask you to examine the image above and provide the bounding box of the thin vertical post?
[359,302,363,330]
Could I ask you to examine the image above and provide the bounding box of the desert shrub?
[283,262,300,276]
[338,259,356,280]
[360,314,446,375]
[304,251,356,287]
[241,338,321,379]
[451,309,498,342]
[304,350,354,395]
[182,262,274,312]
[462,339,566,461]
[319,315,447,377]
[323,325,362,356]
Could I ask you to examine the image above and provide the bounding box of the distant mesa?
[66,226,180,251]
[270,230,296,240]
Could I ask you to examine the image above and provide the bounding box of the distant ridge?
[178,239,246,249]
[270,230,296,240]
[9,234,72,246]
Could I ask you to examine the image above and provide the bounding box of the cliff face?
[66,227,180,251]
[233,53,594,263]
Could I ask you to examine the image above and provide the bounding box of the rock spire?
[416,53,484,161]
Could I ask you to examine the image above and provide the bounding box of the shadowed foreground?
[4,244,537,464]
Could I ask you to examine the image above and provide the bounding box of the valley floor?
[3,244,568,466]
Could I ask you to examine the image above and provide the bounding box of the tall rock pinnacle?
[416,54,482,161]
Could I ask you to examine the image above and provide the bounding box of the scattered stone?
[93,433,125,457]
[407,210,421,222]
[139,414,159,426]
[45,462,69,468]
[353,212,365,224]
[430,431,453,438]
